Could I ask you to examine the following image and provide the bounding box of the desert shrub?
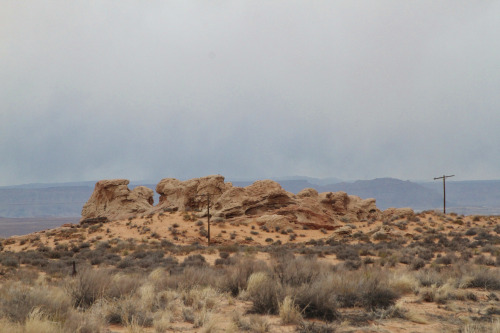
[79,242,91,250]
[106,296,154,327]
[66,268,113,308]
[44,260,72,276]
[466,268,500,290]
[219,251,230,259]
[218,257,269,296]
[29,286,71,322]
[292,277,339,321]
[136,251,166,269]
[395,220,408,230]
[181,254,207,267]
[246,272,283,314]
[19,251,50,268]
[319,268,400,310]
[63,309,106,333]
[434,253,457,265]
[415,269,446,287]
[0,283,37,323]
[389,272,419,294]
[342,259,362,270]
[410,258,426,270]
[167,266,216,290]
[417,248,434,261]
[447,236,470,252]
[372,231,389,241]
[273,255,327,286]
[108,273,143,299]
[0,254,19,268]
[334,246,360,261]
[0,282,71,324]
[117,258,135,269]
[399,254,412,265]
[101,253,121,265]
[474,255,496,266]
[360,276,400,310]
[465,228,478,236]
[363,257,375,265]
[217,243,240,253]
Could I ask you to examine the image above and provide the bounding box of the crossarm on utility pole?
[433,174,454,214]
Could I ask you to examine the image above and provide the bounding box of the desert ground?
[1,208,499,333]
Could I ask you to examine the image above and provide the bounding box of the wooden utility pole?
[434,174,454,214]
[196,194,211,245]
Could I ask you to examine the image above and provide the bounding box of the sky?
[1,1,500,186]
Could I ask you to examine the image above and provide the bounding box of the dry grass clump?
[279,296,303,324]
[461,319,500,333]
[232,312,270,332]
[465,267,500,290]
[66,268,113,308]
[246,272,283,314]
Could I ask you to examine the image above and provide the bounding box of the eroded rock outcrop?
[81,175,389,227]
[382,207,415,219]
[81,179,154,222]
[156,175,230,212]
[213,180,295,219]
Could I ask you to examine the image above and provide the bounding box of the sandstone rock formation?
[81,175,402,228]
[213,180,295,219]
[81,179,154,222]
[156,175,230,212]
[255,214,294,230]
[382,207,415,219]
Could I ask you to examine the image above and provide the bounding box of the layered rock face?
[213,180,295,219]
[81,175,412,227]
[156,175,231,212]
[80,179,154,222]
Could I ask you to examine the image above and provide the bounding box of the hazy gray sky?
[1,1,500,186]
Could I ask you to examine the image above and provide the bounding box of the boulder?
[80,179,154,222]
[213,180,295,218]
[297,188,319,198]
[333,225,353,236]
[318,191,381,220]
[346,195,380,220]
[319,191,350,214]
[156,175,229,211]
[383,207,415,219]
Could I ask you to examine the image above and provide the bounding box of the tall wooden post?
[434,174,454,214]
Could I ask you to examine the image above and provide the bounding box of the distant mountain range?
[1,177,499,219]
